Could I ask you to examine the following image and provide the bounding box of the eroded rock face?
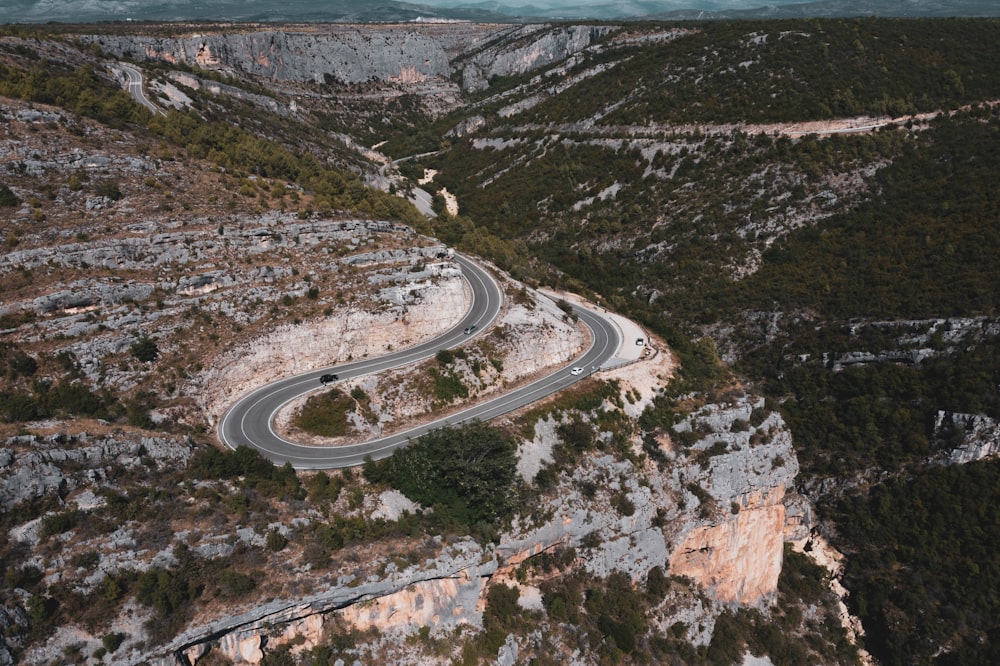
[88,29,452,85]
[934,410,1000,465]
[195,272,470,425]
[83,24,612,93]
[665,398,801,605]
[500,395,802,607]
[337,569,484,634]
[160,538,495,665]
[0,431,192,510]
[458,25,615,92]
[669,488,787,604]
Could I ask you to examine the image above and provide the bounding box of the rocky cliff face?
[665,399,803,604]
[152,394,804,664]
[88,29,452,85]
[669,488,787,604]
[500,396,801,605]
[933,409,1000,465]
[196,264,470,426]
[3,366,804,665]
[156,538,495,666]
[85,23,613,92]
[456,24,616,92]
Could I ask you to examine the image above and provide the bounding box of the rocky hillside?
[0,84,842,662]
[3,17,999,666]
[0,39,811,666]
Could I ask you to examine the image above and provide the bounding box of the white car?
[570,366,584,376]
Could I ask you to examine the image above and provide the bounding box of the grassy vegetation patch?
[429,367,468,403]
[293,388,355,438]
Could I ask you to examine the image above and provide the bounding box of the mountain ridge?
[4,0,1000,24]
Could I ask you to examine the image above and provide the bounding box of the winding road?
[218,253,622,469]
[119,64,162,115]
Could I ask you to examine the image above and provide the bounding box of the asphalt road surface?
[120,64,161,115]
[218,254,621,468]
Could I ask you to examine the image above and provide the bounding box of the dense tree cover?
[825,459,1000,665]
[754,334,1000,479]
[523,19,1000,126]
[433,120,912,323]
[744,112,1000,320]
[537,569,669,663]
[363,422,518,538]
[0,61,149,127]
[408,24,1000,664]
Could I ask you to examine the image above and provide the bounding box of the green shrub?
[265,529,289,552]
[190,446,303,500]
[586,572,646,655]
[0,183,18,207]
[72,551,100,570]
[306,471,343,504]
[130,336,158,363]
[94,179,122,201]
[219,568,257,597]
[430,368,467,403]
[101,632,125,653]
[41,509,84,538]
[7,351,37,378]
[481,583,522,653]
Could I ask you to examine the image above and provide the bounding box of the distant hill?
[653,0,1000,19]
[0,0,508,25]
[4,0,999,24]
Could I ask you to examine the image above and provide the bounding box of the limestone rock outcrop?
[666,398,801,605]
[457,24,616,92]
[88,29,452,85]
[0,431,192,510]
[669,488,787,604]
[933,410,1000,465]
[499,395,802,607]
[83,23,613,93]
[155,538,494,665]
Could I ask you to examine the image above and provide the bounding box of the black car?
[319,373,339,385]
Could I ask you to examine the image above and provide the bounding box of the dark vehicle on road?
[319,373,338,385]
